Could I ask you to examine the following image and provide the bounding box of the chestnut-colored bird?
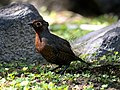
[28,19,90,74]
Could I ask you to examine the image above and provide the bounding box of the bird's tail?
[75,56,91,66]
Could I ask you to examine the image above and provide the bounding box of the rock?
[0,3,45,62]
[72,21,120,61]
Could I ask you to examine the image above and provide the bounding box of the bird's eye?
[36,22,42,27]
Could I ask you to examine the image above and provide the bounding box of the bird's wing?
[57,41,75,55]
[53,36,75,55]
[48,34,75,55]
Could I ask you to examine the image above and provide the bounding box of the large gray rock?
[0,3,44,62]
[72,21,120,61]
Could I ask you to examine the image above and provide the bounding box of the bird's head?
[28,19,49,32]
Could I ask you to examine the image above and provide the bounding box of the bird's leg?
[51,65,62,72]
[58,64,70,75]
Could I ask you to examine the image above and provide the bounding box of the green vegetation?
[0,56,120,90]
[45,11,118,40]
[0,11,120,89]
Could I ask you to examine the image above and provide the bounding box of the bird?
[28,19,91,74]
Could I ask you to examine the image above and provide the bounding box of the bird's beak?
[28,22,33,26]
